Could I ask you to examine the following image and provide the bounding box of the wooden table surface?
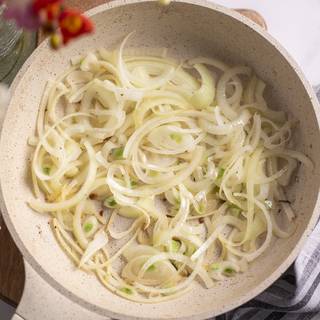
[0,0,265,307]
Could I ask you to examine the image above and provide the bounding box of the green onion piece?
[119,287,133,295]
[162,281,174,289]
[149,170,158,177]
[230,208,241,217]
[185,243,196,257]
[209,263,220,271]
[198,202,205,213]
[104,196,117,208]
[171,240,181,253]
[130,180,138,188]
[84,223,93,233]
[217,167,225,180]
[169,133,182,143]
[111,147,124,160]
[223,267,236,276]
[212,185,220,193]
[43,166,51,175]
[264,199,273,209]
[229,203,241,210]
[228,203,241,217]
[147,264,156,272]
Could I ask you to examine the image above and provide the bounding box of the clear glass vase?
[0,5,23,81]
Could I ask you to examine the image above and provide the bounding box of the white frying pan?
[1,1,320,319]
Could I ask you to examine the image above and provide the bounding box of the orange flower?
[31,0,95,49]
[32,0,63,30]
[32,0,62,19]
[59,9,94,44]
[32,0,60,11]
[44,2,61,21]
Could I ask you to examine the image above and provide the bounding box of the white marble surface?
[1,1,319,319]
[214,0,320,86]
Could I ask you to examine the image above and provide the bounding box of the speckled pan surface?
[1,1,320,319]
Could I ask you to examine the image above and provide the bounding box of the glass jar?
[0,5,23,81]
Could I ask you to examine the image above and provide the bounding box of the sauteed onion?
[28,35,312,302]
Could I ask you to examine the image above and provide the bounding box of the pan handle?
[12,260,110,320]
[235,9,267,30]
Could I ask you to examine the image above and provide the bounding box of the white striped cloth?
[216,87,320,320]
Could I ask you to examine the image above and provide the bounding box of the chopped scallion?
[111,147,124,160]
[229,203,241,210]
[84,223,93,233]
[209,263,220,271]
[104,196,117,208]
[171,239,181,253]
[228,203,241,217]
[119,287,133,295]
[217,167,225,180]
[147,264,156,272]
[212,185,220,193]
[198,202,206,213]
[170,133,182,143]
[130,180,138,188]
[149,170,158,177]
[185,243,196,256]
[223,267,235,276]
[43,166,51,175]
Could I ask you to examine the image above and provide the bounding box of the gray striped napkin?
[216,87,320,320]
